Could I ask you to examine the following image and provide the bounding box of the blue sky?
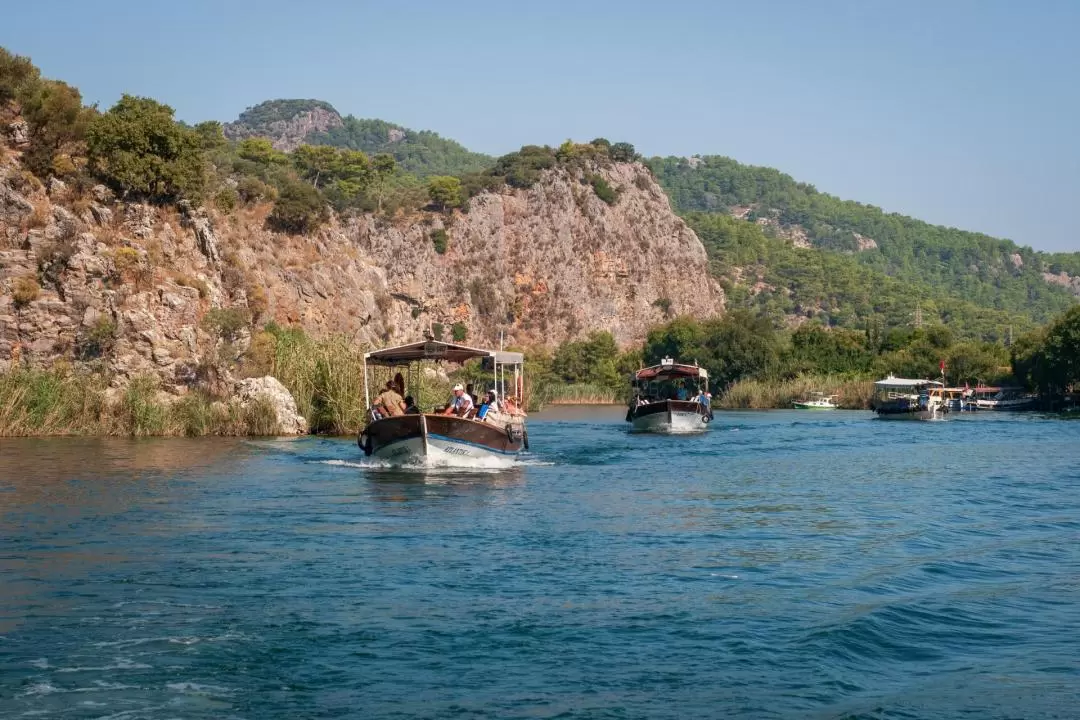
[4,0,1078,251]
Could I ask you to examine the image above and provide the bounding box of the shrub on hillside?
[430,228,448,254]
[451,322,467,342]
[11,276,40,307]
[267,181,328,234]
[587,173,619,205]
[202,307,251,341]
[493,145,556,188]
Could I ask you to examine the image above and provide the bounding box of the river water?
[1,408,1078,719]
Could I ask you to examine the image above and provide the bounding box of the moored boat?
[357,340,529,467]
[871,376,948,421]
[626,358,712,434]
[972,385,1038,411]
[793,392,838,410]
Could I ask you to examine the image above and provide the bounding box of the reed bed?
[718,375,874,410]
[533,382,622,407]
[0,368,279,437]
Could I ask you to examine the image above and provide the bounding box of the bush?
[430,228,448,254]
[587,174,618,205]
[451,322,467,342]
[202,307,251,341]
[11,276,40,307]
[236,175,276,204]
[246,281,268,320]
[76,316,116,360]
[432,322,444,341]
[610,142,637,162]
[267,181,328,234]
[427,176,463,210]
[86,94,205,202]
[215,186,239,212]
[492,145,556,188]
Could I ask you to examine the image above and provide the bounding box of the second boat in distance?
[626,357,712,434]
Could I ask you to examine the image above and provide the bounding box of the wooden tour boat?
[357,340,529,467]
[871,376,949,421]
[626,358,712,434]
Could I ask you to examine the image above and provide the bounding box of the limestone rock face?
[0,158,724,387]
[223,106,343,152]
[235,376,307,434]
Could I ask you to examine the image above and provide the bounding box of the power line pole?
[914,302,923,330]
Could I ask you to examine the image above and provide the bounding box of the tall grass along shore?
[717,375,874,410]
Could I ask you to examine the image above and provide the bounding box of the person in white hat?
[443,383,475,417]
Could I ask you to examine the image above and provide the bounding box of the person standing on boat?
[443,384,475,417]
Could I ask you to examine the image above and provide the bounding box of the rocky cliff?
[223,100,344,152]
[0,157,723,392]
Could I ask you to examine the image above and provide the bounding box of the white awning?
[874,377,943,388]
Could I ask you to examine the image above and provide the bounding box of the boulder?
[235,376,307,435]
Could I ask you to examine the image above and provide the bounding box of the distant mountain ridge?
[224,99,492,177]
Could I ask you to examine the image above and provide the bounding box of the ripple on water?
[0,410,1078,719]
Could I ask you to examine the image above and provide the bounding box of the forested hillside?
[649,155,1080,337]
[309,116,492,177]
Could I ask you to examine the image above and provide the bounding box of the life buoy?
[522,428,530,451]
[701,414,711,424]
[358,431,372,456]
[625,408,634,423]
[505,423,524,444]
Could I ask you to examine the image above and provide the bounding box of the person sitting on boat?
[403,395,420,414]
[477,389,499,421]
[375,380,406,417]
[443,383,475,417]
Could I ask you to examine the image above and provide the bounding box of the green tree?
[370,153,396,212]
[1013,306,1080,397]
[19,80,94,177]
[332,149,373,197]
[293,144,341,189]
[0,47,40,104]
[86,94,205,202]
[237,137,287,166]
[610,142,637,162]
[267,180,327,234]
[552,331,622,388]
[427,175,463,210]
[193,121,227,151]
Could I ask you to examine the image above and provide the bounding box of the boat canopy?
[364,340,519,367]
[634,359,708,381]
[874,376,944,388]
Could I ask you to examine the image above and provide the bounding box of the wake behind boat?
[626,358,712,434]
[357,340,529,467]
